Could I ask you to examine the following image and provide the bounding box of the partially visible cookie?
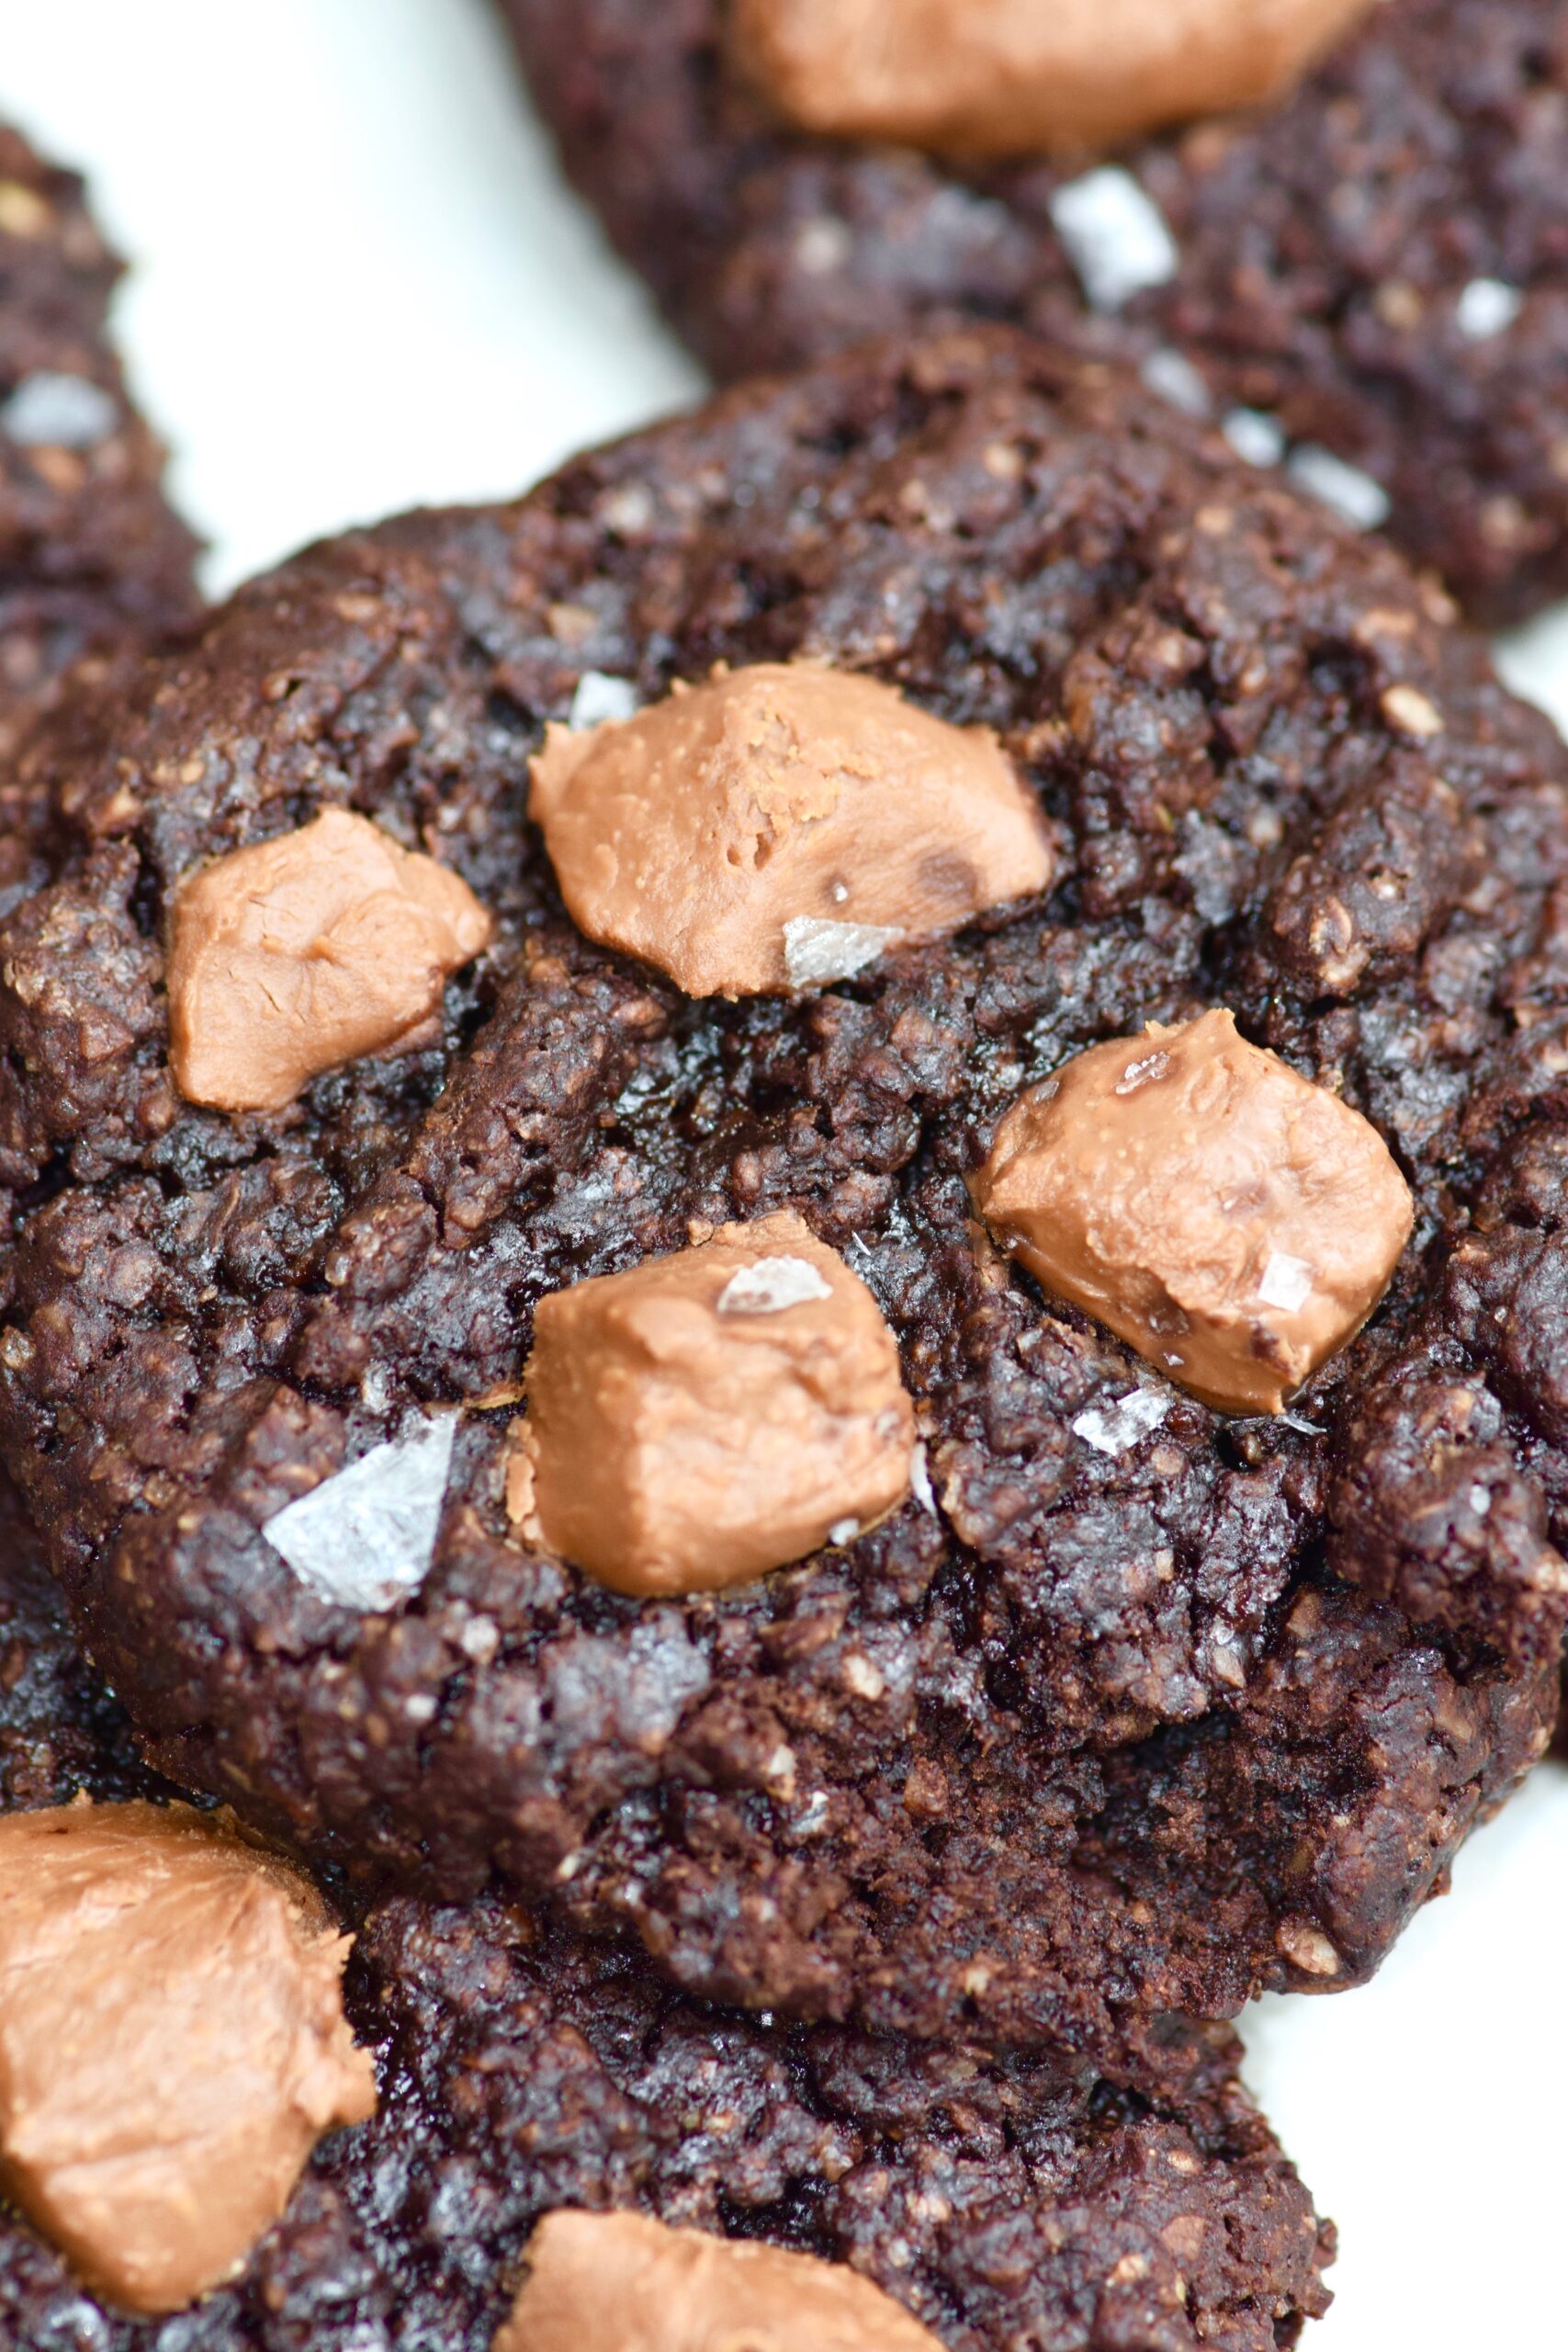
[0,1484,1333,2348]
[0,121,198,827]
[502,0,1568,624]
[1,1896,1337,2352]
[0,127,196,1805]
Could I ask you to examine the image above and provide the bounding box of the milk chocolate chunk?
[730,0,1372,160]
[166,805,492,1113]
[0,1801,377,2314]
[513,1210,915,1596]
[528,662,1049,1000]
[494,2210,945,2352]
[969,1009,1413,1415]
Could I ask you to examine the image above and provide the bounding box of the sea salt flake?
[1455,277,1522,342]
[1467,1484,1492,1518]
[1073,1388,1171,1458]
[795,216,852,276]
[1258,1250,1314,1313]
[1223,408,1287,468]
[569,670,640,729]
[1140,346,1211,418]
[2,371,118,448]
[829,1517,862,1546]
[716,1256,832,1316]
[908,1442,937,1516]
[793,1791,831,1838]
[1114,1049,1170,1097]
[1050,167,1178,312]
[784,915,901,988]
[599,481,655,537]
[264,1411,457,1611]
[1286,445,1391,531]
[457,1614,501,1663]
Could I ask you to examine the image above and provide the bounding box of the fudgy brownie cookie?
[1,330,1563,2068]
[502,0,1568,625]
[0,122,198,795]
[0,1521,1333,2350]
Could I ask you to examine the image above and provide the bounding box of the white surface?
[0,0,701,594]
[0,4,1564,2343]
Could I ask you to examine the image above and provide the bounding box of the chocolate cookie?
[501,0,1568,626]
[0,1516,1333,2349]
[0,126,195,1809]
[1,331,1562,2069]
[4,1885,1337,2351]
[0,122,197,797]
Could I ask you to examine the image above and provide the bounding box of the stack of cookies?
[3,5,1566,2343]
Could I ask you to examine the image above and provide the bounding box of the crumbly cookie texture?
[502,0,1568,624]
[0,121,197,815]
[0,331,1562,2064]
[0,1476,152,1810]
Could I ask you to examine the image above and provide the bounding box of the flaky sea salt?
[716,1256,833,1316]
[1072,1387,1171,1458]
[1,371,118,448]
[1223,409,1287,469]
[1286,445,1391,531]
[793,1791,831,1838]
[569,670,640,730]
[264,1411,457,1611]
[1050,167,1178,313]
[908,1442,937,1517]
[1140,346,1211,418]
[795,215,852,277]
[599,481,655,537]
[1455,277,1522,342]
[1258,1250,1314,1313]
[783,916,902,988]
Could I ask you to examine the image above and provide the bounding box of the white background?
[1,3,1564,2342]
